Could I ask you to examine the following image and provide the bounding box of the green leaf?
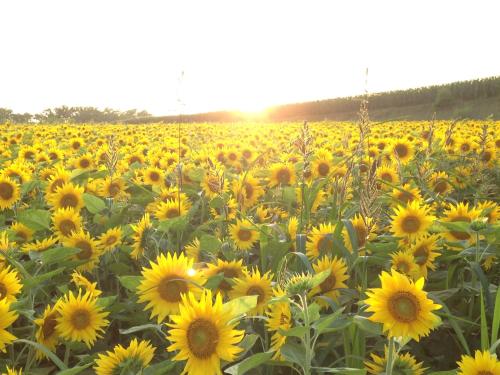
[119,324,163,335]
[118,275,142,292]
[313,307,344,335]
[204,273,225,290]
[23,267,66,289]
[38,247,80,264]
[352,316,382,336]
[224,351,274,375]
[15,339,67,370]
[491,287,500,346]
[56,363,93,375]
[281,342,306,368]
[83,193,106,214]
[313,368,366,374]
[480,289,489,351]
[200,234,222,253]
[18,209,51,230]
[278,326,308,338]
[157,216,188,232]
[426,371,457,375]
[223,295,258,317]
[310,269,331,289]
[143,360,176,375]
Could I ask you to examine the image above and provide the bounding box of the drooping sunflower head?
[130,213,153,259]
[0,176,21,211]
[71,271,102,297]
[34,304,60,359]
[365,270,441,341]
[55,290,109,348]
[306,222,336,259]
[390,201,435,242]
[266,287,291,360]
[137,252,204,322]
[47,182,84,211]
[9,222,33,244]
[167,290,244,375]
[229,219,259,251]
[21,236,58,253]
[457,350,500,375]
[230,268,273,316]
[343,214,376,252]
[94,338,155,375]
[476,200,499,224]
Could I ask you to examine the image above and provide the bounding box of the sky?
[1,0,499,116]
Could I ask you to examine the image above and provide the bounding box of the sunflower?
[269,163,296,187]
[99,227,122,251]
[21,236,58,253]
[410,235,440,278]
[390,201,435,242]
[0,299,18,352]
[47,182,85,211]
[210,197,238,220]
[0,176,20,210]
[98,177,128,200]
[0,266,22,303]
[310,256,348,306]
[266,287,291,360]
[137,252,205,322]
[229,219,259,251]
[312,155,333,179]
[442,202,480,245]
[55,290,109,348]
[73,153,94,170]
[9,222,33,244]
[167,290,244,375]
[391,184,422,206]
[45,168,71,195]
[457,350,500,375]
[130,213,153,259]
[52,207,82,239]
[390,251,419,279]
[142,166,165,187]
[377,164,399,188]
[230,268,273,316]
[391,139,414,164]
[306,222,336,259]
[154,199,187,220]
[365,270,441,341]
[94,339,155,375]
[184,238,201,263]
[63,230,102,272]
[203,259,246,297]
[201,171,226,198]
[232,173,264,209]
[343,214,376,252]
[34,304,60,359]
[365,346,426,375]
[430,171,451,195]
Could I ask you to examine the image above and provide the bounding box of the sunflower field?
[0,118,499,375]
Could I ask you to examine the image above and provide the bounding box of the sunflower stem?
[386,337,395,375]
[300,293,312,375]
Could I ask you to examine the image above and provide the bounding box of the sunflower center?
[158,276,188,302]
[105,235,117,246]
[219,268,239,291]
[165,208,180,219]
[71,309,91,330]
[450,216,471,240]
[237,229,252,242]
[149,171,160,182]
[60,219,77,236]
[401,216,421,234]
[318,235,333,253]
[16,230,28,241]
[481,151,492,162]
[75,240,93,260]
[207,177,221,193]
[398,191,414,204]
[0,182,14,200]
[317,162,330,176]
[244,183,254,199]
[276,168,291,185]
[247,285,265,303]
[381,172,393,182]
[129,156,141,164]
[476,372,494,375]
[320,274,337,293]
[413,245,429,266]
[50,178,66,193]
[79,159,90,168]
[61,193,79,208]
[433,180,448,194]
[394,144,409,158]
[460,143,470,152]
[395,260,410,274]
[388,292,420,323]
[42,314,58,338]
[187,318,219,359]
[108,183,121,197]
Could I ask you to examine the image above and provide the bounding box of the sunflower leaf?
[223,295,258,317]
[83,193,106,214]
[224,351,274,375]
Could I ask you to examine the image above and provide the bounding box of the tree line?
[0,106,151,124]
